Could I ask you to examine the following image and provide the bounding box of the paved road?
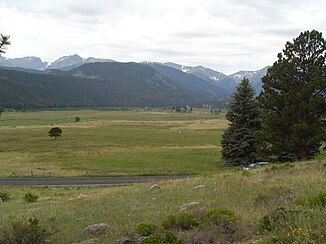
[0,176,187,186]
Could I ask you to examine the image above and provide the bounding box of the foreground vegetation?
[0,109,226,177]
[0,161,325,243]
[0,109,325,243]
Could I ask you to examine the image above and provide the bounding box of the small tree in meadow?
[48,127,62,140]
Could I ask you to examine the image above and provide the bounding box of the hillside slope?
[0,62,225,109]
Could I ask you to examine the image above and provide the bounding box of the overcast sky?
[0,0,325,74]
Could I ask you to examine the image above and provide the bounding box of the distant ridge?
[0,62,227,109]
[0,54,115,71]
[0,54,269,107]
[144,62,269,94]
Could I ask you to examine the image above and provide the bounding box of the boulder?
[149,184,160,190]
[81,223,110,236]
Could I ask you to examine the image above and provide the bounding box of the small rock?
[82,223,110,236]
[194,185,205,189]
[149,184,160,190]
[77,194,88,200]
[180,202,200,211]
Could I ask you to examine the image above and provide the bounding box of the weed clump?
[23,192,39,203]
[296,191,326,209]
[162,213,198,231]
[259,207,301,232]
[254,186,293,207]
[136,221,158,236]
[259,206,326,243]
[0,218,56,244]
[188,208,241,244]
[141,230,181,244]
[0,191,10,202]
[200,208,237,225]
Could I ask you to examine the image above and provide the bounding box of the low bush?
[162,213,198,231]
[0,191,10,202]
[136,221,158,236]
[261,209,326,244]
[254,186,293,207]
[200,208,237,225]
[23,192,39,203]
[0,218,56,244]
[192,208,239,243]
[141,230,182,244]
[259,207,301,232]
[296,191,326,209]
[185,223,242,244]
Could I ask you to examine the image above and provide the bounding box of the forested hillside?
[0,62,226,109]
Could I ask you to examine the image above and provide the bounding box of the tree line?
[222,30,326,164]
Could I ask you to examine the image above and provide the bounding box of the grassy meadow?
[0,162,325,243]
[0,109,227,177]
[0,109,325,243]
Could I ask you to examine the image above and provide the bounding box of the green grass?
[0,109,227,177]
[0,109,325,243]
[0,161,325,243]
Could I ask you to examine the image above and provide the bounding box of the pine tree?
[258,30,326,161]
[221,78,260,165]
[0,34,10,55]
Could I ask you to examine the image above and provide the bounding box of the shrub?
[141,235,163,244]
[162,213,198,231]
[136,221,158,236]
[296,191,326,209]
[0,191,10,202]
[75,116,80,122]
[259,207,302,232]
[185,223,240,244]
[23,192,39,203]
[260,208,326,243]
[254,186,293,207]
[0,218,56,244]
[196,208,238,241]
[200,208,237,225]
[141,230,182,244]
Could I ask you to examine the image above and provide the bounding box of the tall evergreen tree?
[0,34,10,55]
[221,78,260,165]
[258,30,326,161]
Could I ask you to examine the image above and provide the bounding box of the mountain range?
[0,54,269,109]
[0,54,114,71]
